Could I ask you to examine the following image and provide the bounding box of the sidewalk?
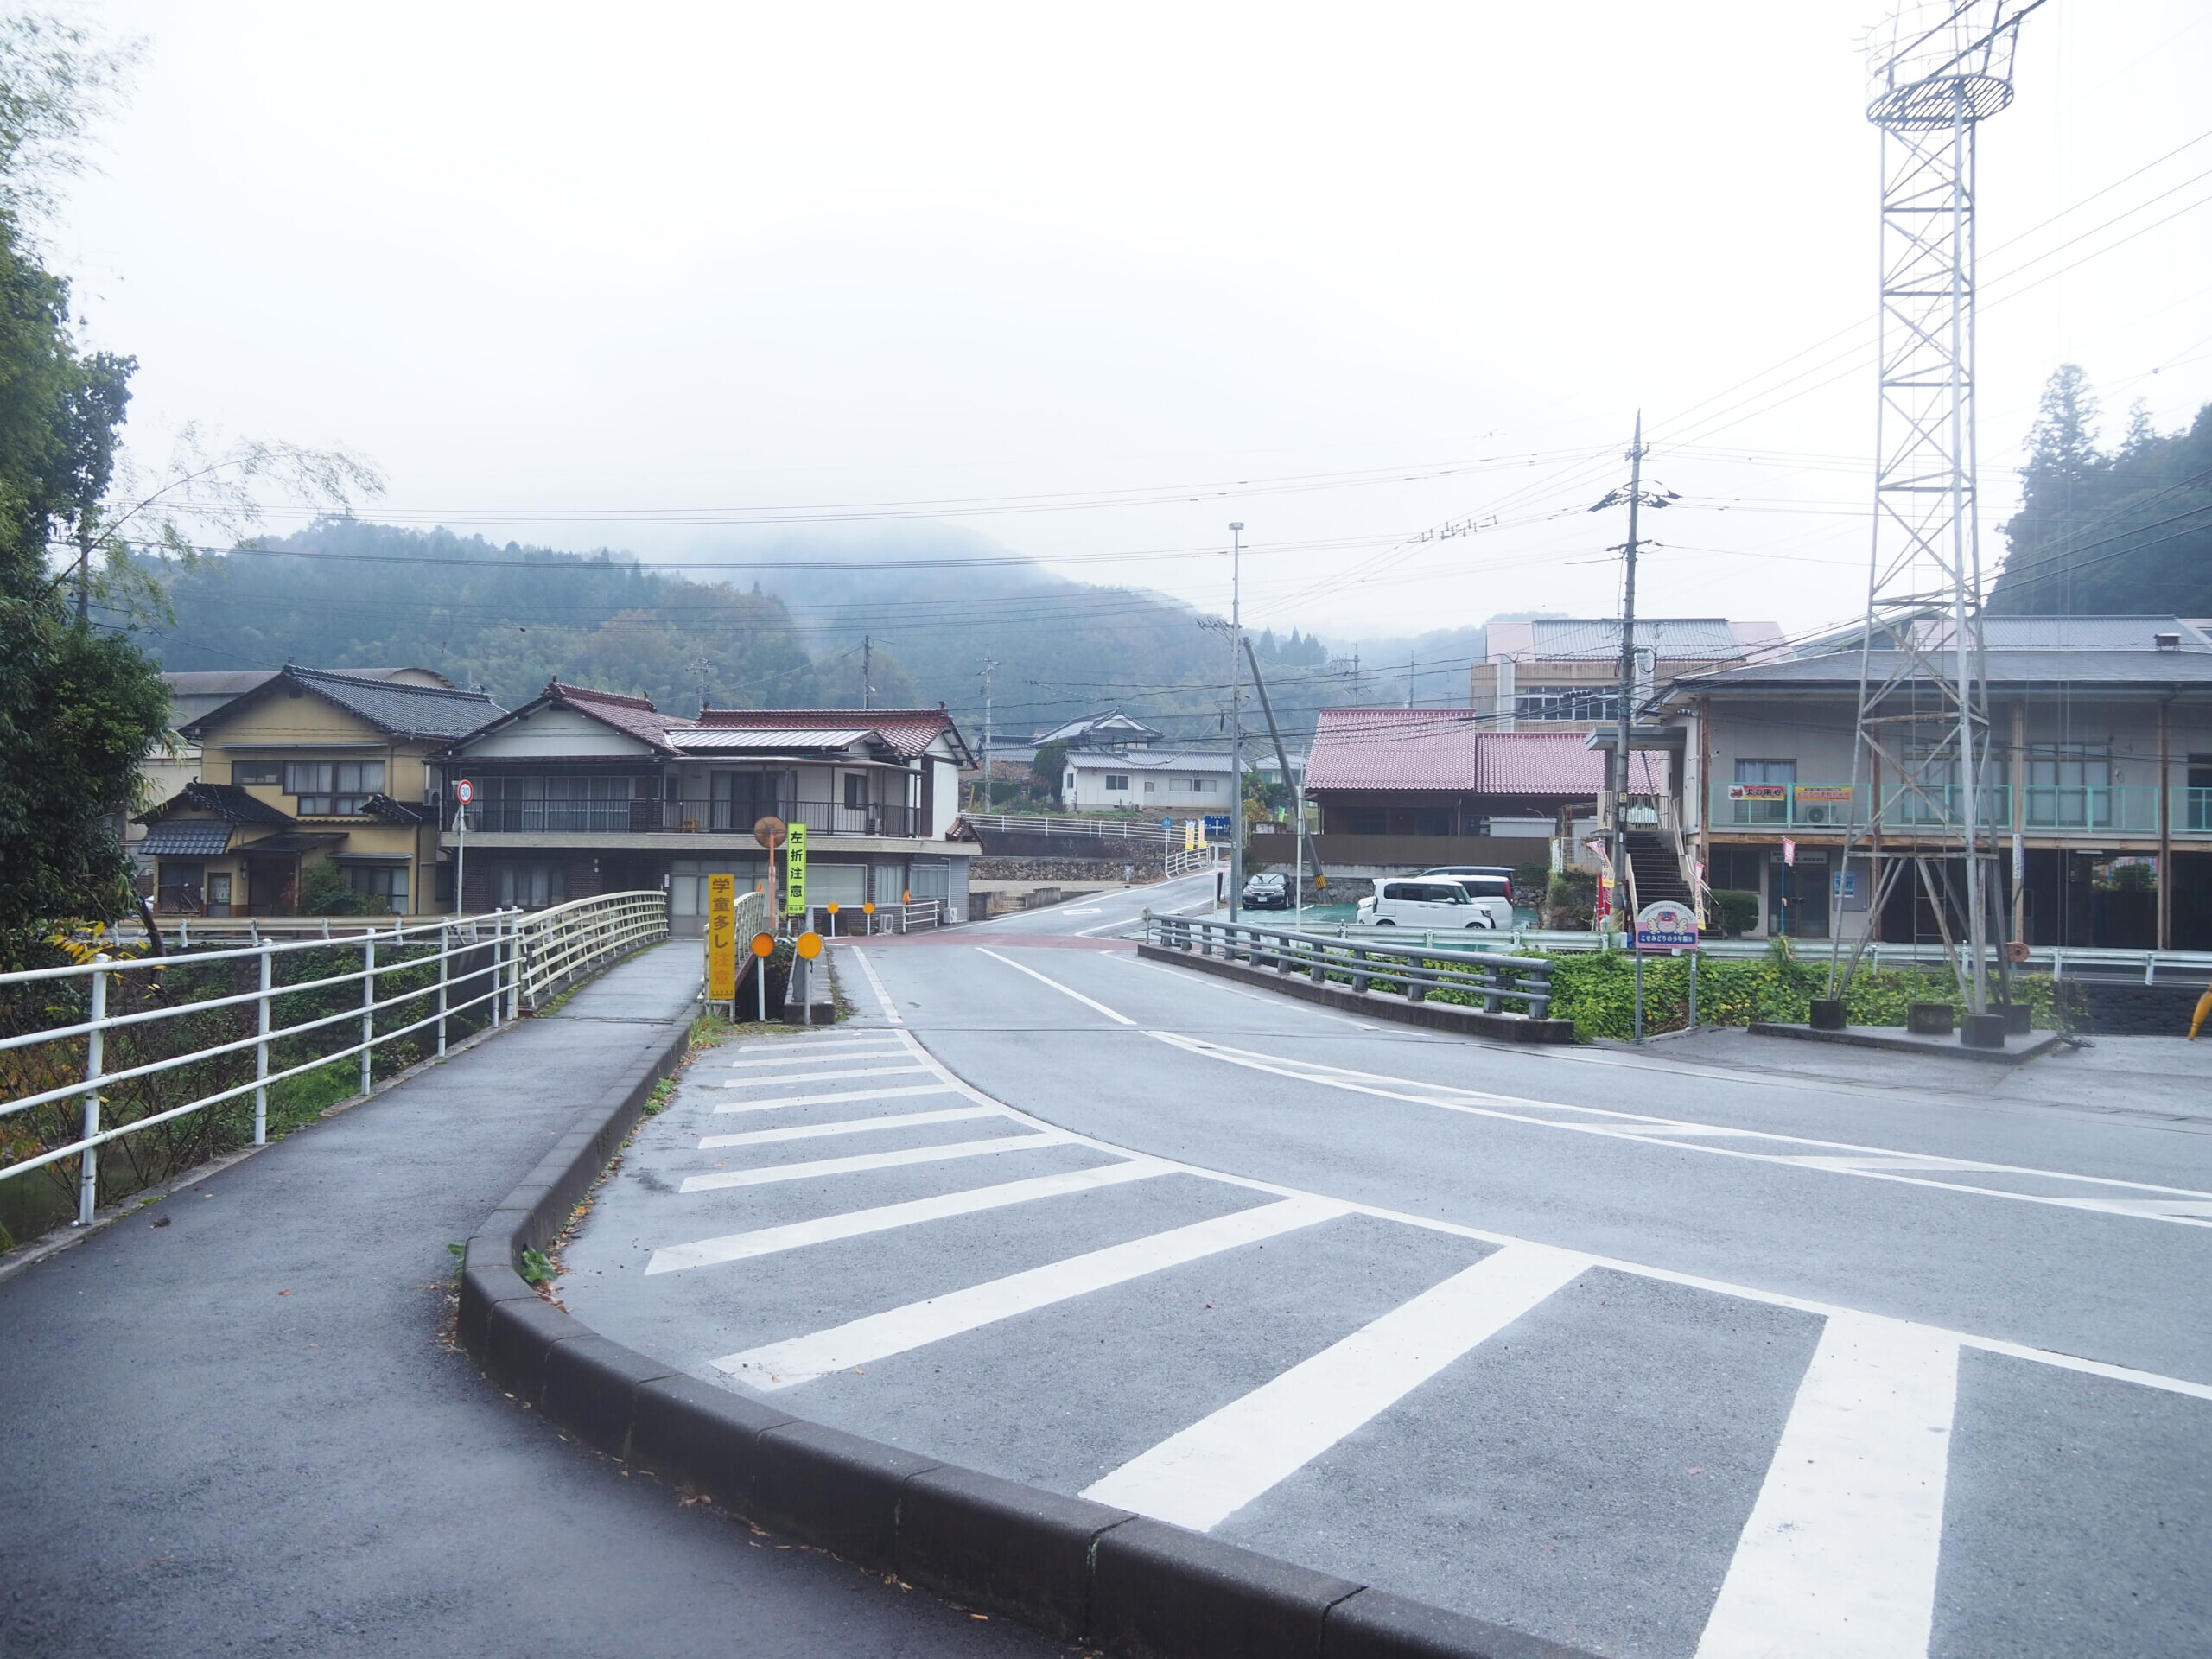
[0,942,1058,1659]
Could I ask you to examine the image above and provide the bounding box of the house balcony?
[1706,783,2212,838]
[451,798,921,839]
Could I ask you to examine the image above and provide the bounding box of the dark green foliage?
[142,519,828,713]
[298,861,384,917]
[1987,367,2212,614]
[1031,741,1069,803]
[1708,889,1760,938]
[0,210,168,953]
[1542,869,1595,929]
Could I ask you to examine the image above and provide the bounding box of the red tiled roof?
[696,705,965,760]
[545,683,689,753]
[1302,709,1662,797]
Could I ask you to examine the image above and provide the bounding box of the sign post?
[750,930,774,1024]
[753,814,788,932]
[785,822,810,924]
[1634,899,1700,1042]
[705,874,737,1009]
[793,930,823,1026]
[452,779,474,915]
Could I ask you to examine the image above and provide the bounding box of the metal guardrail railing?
[511,890,673,1011]
[1,893,671,1228]
[1147,915,1556,1016]
[967,812,1177,843]
[1164,843,1224,880]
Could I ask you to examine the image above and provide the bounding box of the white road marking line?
[737,1033,899,1052]
[2048,1196,2212,1219]
[1082,1243,1588,1531]
[1694,1314,1958,1659]
[843,949,904,1025]
[711,1084,957,1115]
[676,963,2212,1405]
[710,1065,932,1088]
[1153,1032,2212,1227]
[677,1131,1071,1192]
[976,947,1137,1025]
[699,1105,1006,1148]
[645,1159,1172,1274]
[713,1194,1351,1389]
[720,1047,907,1068]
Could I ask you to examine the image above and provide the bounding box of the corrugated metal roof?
[1671,649,2212,692]
[1065,750,1234,771]
[1528,618,1746,660]
[1303,709,1486,791]
[1304,709,1663,795]
[142,822,232,856]
[671,727,877,751]
[696,706,968,761]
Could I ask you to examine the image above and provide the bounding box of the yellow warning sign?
[706,874,737,1001]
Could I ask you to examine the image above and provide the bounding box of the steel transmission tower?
[1838,1,2041,1012]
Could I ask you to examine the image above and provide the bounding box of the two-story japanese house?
[435,683,979,929]
[136,666,504,916]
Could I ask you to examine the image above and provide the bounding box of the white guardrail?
[965,812,1177,843]
[1147,914,1558,1016]
[0,891,671,1227]
[1277,921,2212,985]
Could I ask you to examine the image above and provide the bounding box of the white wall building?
[1061,749,1236,813]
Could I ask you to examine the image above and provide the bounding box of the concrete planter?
[1808,998,1847,1032]
[1907,1001,1955,1036]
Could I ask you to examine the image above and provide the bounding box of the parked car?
[1356,878,1504,930]
[1241,872,1290,909]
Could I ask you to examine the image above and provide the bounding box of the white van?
[1356,878,1506,931]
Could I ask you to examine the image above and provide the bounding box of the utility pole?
[692,656,711,715]
[1406,651,1416,708]
[1589,412,1676,936]
[861,635,874,709]
[1228,523,1245,922]
[977,664,995,818]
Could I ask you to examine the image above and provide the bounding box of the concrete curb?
[1749,1020,2063,1065]
[461,1023,1598,1659]
[1136,942,1577,1045]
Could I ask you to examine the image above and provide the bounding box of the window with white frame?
[285,760,386,816]
[1515,686,1618,721]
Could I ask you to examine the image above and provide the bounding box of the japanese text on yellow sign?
[784,822,809,915]
[706,874,737,1001]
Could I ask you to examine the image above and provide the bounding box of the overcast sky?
[49,1,2212,644]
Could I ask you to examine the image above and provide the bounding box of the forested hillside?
[143,521,828,711]
[143,518,1494,745]
[1988,366,2212,615]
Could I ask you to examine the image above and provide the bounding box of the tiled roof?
[543,683,690,753]
[696,706,971,762]
[1303,709,1662,796]
[139,782,296,826]
[182,666,502,741]
[142,821,233,856]
[363,793,434,825]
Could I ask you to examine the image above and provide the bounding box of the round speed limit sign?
[454,779,474,805]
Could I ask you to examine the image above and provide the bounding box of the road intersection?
[561,877,2212,1657]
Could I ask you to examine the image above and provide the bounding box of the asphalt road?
[0,944,1066,1659]
[561,881,2212,1659]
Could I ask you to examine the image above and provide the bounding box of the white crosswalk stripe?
[710,1064,933,1088]
[712,1194,1350,1389]
[677,1130,1075,1192]
[697,1105,1006,1148]
[711,1084,956,1115]
[644,1159,1171,1274]
[1695,1315,1959,1659]
[1082,1242,1588,1530]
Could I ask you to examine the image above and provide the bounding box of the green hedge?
[1532,950,2076,1042]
